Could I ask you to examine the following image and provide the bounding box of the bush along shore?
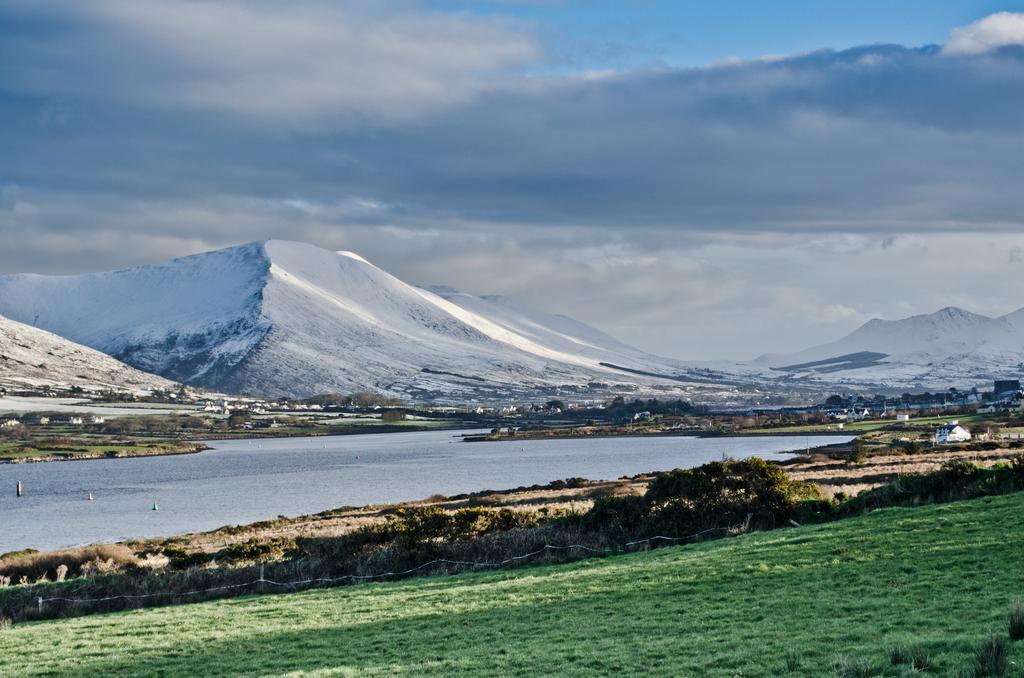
[2,455,1024,624]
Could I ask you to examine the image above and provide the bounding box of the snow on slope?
[0,241,712,400]
[0,314,173,392]
[423,288,657,366]
[0,243,269,384]
[757,306,1024,388]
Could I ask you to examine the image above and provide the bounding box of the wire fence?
[33,524,740,612]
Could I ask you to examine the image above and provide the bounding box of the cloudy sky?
[4,1,1024,360]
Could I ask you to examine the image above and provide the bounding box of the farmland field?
[2,492,1022,676]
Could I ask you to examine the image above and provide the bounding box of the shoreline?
[182,422,474,442]
[461,428,854,443]
[0,424,478,464]
[0,442,209,465]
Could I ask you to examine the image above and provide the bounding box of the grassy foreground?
[2,494,1023,676]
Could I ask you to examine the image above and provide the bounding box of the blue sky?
[433,0,1024,69]
[4,1,1024,359]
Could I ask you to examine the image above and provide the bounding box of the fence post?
[38,597,43,615]
[259,564,265,593]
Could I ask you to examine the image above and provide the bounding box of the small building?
[935,423,972,444]
[51,415,84,425]
[895,413,911,422]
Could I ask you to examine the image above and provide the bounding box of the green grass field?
[2,493,1023,676]
[742,412,992,435]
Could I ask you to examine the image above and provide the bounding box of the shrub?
[941,459,979,480]
[970,634,1009,677]
[910,646,933,671]
[902,440,925,454]
[888,644,912,665]
[1010,600,1024,642]
[300,507,543,562]
[644,458,802,534]
[221,538,298,564]
[0,545,140,582]
[161,546,212,569]
[584,494,647,538]
[832,656,877,677]
[888,643,932,671]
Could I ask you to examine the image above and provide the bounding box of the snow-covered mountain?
[0,314,174,393]
[757,306,1024,388]
[6,240,1022,398]
[0,241,751,401]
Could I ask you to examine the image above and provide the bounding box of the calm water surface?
[0,429,850,552]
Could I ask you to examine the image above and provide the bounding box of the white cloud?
[6,0,542,121]
[944,11,1024,55]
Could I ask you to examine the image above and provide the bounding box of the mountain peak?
[336,250,372,265]
[765,301,1023,386]
[0,241,688,399]
[933,306,978,319]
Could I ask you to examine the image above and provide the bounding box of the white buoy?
[152,502,159,511]
[88,493,93,501]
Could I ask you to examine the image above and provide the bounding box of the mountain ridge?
[758,304,1024,387]
[0,240,723,401]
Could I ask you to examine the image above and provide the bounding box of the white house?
[934,423,972,444]
[895,413,911,422]
[50,415,84,425]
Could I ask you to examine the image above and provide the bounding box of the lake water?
[0,430,850,553]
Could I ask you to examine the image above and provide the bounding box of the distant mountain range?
[0,313,173,393]
[0,241,753,401]
[1,240,1019,401]
[753,306,1024,389]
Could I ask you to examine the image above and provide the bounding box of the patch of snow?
[0,314,174,392]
